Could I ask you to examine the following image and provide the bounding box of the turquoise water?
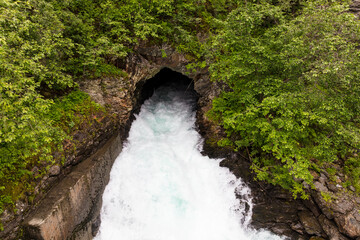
[95,83,285,240]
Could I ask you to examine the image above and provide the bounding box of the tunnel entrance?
[137,67,198,107]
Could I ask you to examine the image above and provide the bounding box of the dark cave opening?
[136,67,198,107]
[123,67,199,140]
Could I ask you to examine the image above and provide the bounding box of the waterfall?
[95,82,285,240]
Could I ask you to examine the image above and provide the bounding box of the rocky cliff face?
[3,43,360,239]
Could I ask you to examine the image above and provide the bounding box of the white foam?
[95,84,285,240]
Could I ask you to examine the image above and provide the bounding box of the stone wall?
[22,134,122,239]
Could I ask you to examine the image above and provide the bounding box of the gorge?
[10,45,359,240]
[2,1,360,235]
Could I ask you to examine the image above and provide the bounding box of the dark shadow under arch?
[137,67,198,106]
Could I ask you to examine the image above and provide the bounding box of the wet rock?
[298,210,323,236]
[219,154,306,239]
[270,223,295,237]
[91,215,101,237]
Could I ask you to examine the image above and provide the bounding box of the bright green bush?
[0,0,71,218]
[208,0,360,198]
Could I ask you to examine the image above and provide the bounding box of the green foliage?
[0,0,73,220]
[208,0,360,198]
[326,167,336,177]
[344,156,360,192]
[48,90,106,134]
[321,191,333,203]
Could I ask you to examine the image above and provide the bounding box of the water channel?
[95,80,285,240]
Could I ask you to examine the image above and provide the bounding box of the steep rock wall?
[23,134,122,240]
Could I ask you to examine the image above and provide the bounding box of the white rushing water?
[95,82,285,240]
